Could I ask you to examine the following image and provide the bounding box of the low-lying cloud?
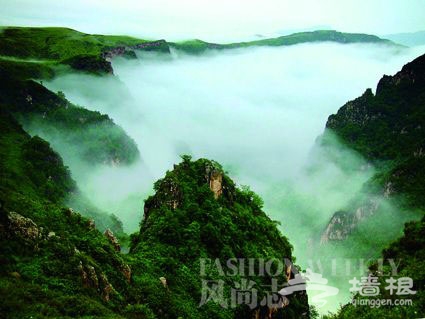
[40,42,425,312]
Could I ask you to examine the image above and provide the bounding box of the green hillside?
[0,70,140,166]
[0,26,169,77]
[172,30,397,54]
[0,112,311,318]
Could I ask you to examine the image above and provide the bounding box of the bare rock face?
[164,180,181,210]
[205,164,223,199]
[120,263,132,283]
[321,197,381,244]
[209,170,223,199]
[320,211,353,243]
[7,212,41,240]
[383,182,394,198]
[78,262,100,292]
[0,211,43,247]
[88,219,96,229]
[99,273,114,302]
[104,228,121,252]
[78,261,115,302]
[101,40,170,61]
[159,276,168,289]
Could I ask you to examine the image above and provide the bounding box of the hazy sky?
[1,0,424,41]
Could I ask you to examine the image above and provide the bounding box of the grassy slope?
[0,28,397,69]
[0,26,167,77]
[0,27,149,60]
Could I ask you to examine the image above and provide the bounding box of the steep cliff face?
[326,53,425,162]
[320,197,380,243]
[322,53,425,242]
[101,40,171,61]
[131,156,310,319]
[322,53,425,318]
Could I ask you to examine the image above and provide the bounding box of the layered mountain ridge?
[0,27,399,76]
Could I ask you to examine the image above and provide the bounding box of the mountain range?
[0,26,424,318]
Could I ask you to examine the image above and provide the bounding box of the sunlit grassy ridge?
[172,30,398,54]
[0,27,149,60]
[0,26,162,77]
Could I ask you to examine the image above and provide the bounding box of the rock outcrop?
[78,261,115,302]
[321,196,381,243]
[120,263,132,283]
[206,166,223,199]
[101,40,171,61]
[0,210,44,248]
[104,228,120,252]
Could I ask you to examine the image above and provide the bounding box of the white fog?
[40,42,425,313]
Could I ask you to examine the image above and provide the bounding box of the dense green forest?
[0,112,310,317]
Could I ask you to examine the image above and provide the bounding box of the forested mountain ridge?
[128,156,310,318]
[0,115,311,318]
[1,25,421,318]
[0,26,169,77]
[0,74,140,167]
[322,53,425,318]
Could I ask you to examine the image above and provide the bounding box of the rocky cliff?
[321,52,425,319]
[102,39,171,61]
[322,53,425,242]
